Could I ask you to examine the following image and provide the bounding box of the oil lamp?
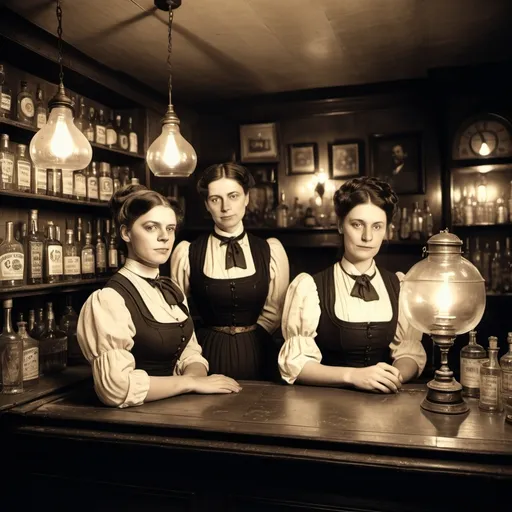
[400,230,486,414]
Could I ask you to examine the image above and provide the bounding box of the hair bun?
[109,183,148,214]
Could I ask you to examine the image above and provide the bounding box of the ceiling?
[5,0,512,103]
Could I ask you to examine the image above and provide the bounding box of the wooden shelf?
[0,277,109,299]
[0,117,144,161]
[0,189,110,210]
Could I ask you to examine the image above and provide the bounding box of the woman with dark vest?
[279,177,426,392]
[171,163,289,381]
[77,184,241,408]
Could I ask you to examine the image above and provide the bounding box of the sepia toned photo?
[287,142,318,174]
[329,141,363,179]
[240,123,279,163]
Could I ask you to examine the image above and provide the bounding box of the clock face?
[453,115,512,160]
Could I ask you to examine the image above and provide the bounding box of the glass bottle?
[16,143,32,193]
[0,64,12,118]
[410,201,422,240]
[0,133,15,190]
[16,80,35,125]
[275,191,289,228]
[27,209,44,285]
[0,299,23,394]
[47,168,62,197]
[72,167,86,201]
[470,236,483,277]
[73,97,87,133]
[399,207,411,240]
[81,232,95,279]
[128,116,138,154]
[59,296,84,366]
[481,242,491,290]
[17,320,39,388]
[116,115,129,151]
[479,336,503,412]
[500,333,512,404]
[75,217,85,251]
[95,219,107,276]
[39,302,67,375]
[502,237,512,293]
[0,221,24,287]
[460,330,487,398]
[34,165,47,195]
[112,166,121,192]
[106,111,118,148]
[108,223,119,273]
[35,84,47,129]
[496,197,508,224]
[95,109,106,145]
[30,308,46,341]
[44,221,63,284]
[490,240,501,293]
[86,161,99,202]
[63,228,81,281]
[422,199,433,238]
[84,106,95,142]
[61,169,74,199]
[99,162,113,202]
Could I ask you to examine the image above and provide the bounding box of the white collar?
[123,258,160,279]
[340,257,376,276]
[214,222,245,238]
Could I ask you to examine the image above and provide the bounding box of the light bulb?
[146,106,197,177]
[479,142,491,156]
[30,94,92,171]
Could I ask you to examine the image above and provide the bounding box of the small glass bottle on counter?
[0,221,24,287]
[479,336,503,412]
[39,302,67,375]
[460,330,487,398]
[500,333,512,405]
[0,299,23,394]
[17,320,39,388]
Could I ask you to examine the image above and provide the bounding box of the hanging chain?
[167,4,174,106]
[56,0,64,85]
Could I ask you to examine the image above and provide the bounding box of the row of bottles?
[460,331,512,415]
[452,180,512,226]
[0,132,139,200]
[463,236,512,293]
[392,200,434,241]
[0,296,83,394]
[0,65,140,154]
[0,212,124,287]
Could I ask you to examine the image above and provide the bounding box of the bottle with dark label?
[39,302,67,375]
[0,221,24,287]
[0,299,23,394]
[16,80,35,125]
[27,209,44,285]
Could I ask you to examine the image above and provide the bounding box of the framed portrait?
[328,140,363,179]
[287,142,318,175]
[240,123,279,163]
[370,132,425,194]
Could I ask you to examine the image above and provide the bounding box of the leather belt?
[210,324,258,335]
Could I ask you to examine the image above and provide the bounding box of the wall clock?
[452,113,512,160]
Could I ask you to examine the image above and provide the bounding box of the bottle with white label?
[47,168,62,197]
[0,133,15,190]
[0,299,23,394]
[106,111,118,148]
[17,321,39,388]
[27,209,44,285]
[116,115,129,151]
[500,333,512,405]
[460,330,487,398]
[44,221,63,284]
[99,162,113,202]
[0,221,24,287]
[128,116,138,154]
[63,228,81,281]
[95,109,106,145]
[33,166,47,195]
[73,168,87,201]
[479,336,503,412]
[62,169,74,199]
[81,232,95,279]
[84,106,95,142]
[16,80,35,125]
[16,143,32,193]
[86,162,99,202]
[0,64,12,118]
[35,85,47,129]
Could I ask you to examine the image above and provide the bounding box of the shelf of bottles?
[0,62,145,207]
[450,163,512,297]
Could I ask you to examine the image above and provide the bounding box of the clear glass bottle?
[86,161,99,202]
[95,219,107,276]
[490,240,502,293]
[84,106,95,142]
[99,162,113,202]
[503,237,512,293]
[460,330,487,398]
[410,201,422,240]
[17,320,39,388]
[81,232,95,279]
[16,143,32,193]
[116,115,129,151]
[0,221,24,287]
[27,209,44,285]
[128,116,138,153]
[16,80,35,125]
[399,207,411,240]
[39,302,67,375]
[108,224,119,273]
[63,228,81,281]
[35,84,47,129]
[479,336,503,412]
[59,296,84,366]
[275,191,289,228]
[500,333,512,404]
[44,221,63,284]
[95,109,106,145]
[0,64,12,118]
[0,299,23,394]
[0,133,15,190]
[75,217,85,250]
[106,111,118,148]
[47,168,62,197]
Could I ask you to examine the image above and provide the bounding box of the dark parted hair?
[109,184,183,252]
[333,176,399,225]
[196,162,255,199]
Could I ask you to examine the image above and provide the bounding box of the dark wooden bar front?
[3,379,510,511]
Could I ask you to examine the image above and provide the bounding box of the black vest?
[188,232,271,327]
[312,265,400,368]
[104,273,194,376]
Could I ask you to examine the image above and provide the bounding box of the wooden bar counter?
[2,378,510,511]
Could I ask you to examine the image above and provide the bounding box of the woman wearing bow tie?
[278,177,426,393]
[77,184,241,408]
[171,163,289,380]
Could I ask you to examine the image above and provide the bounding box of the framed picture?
[287,142,318,175]
[240,123,279,163]
[370,132,425,194]
[328,140,363,179]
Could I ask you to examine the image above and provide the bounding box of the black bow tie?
[212,231,247,270]
[340,263,379,302]
[142,275,179,306]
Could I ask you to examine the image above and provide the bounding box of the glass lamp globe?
[400,230,486,414]
[29,84,93,171]
[146,105,197,177]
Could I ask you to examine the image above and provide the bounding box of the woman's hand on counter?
[347,363,403,393]
[190,374,242,395]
